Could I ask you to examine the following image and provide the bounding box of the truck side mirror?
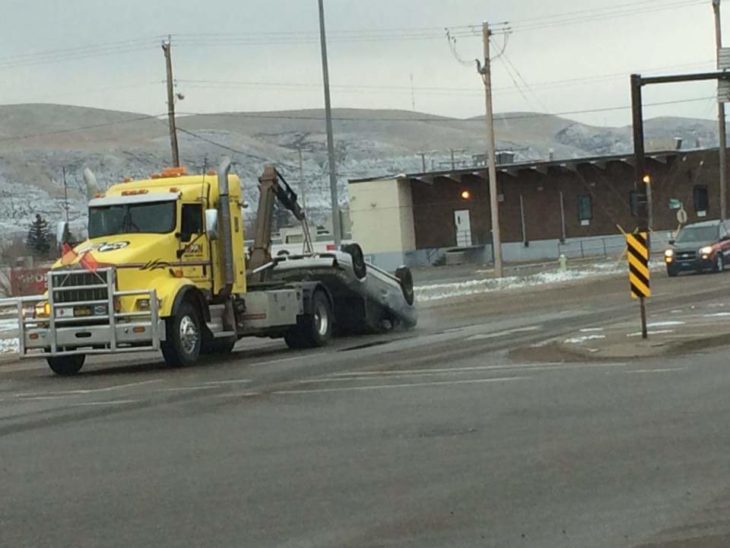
[668,239,675,245]
[205,209,219,240]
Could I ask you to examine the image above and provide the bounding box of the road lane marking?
[15,379,161,398]
[465,326,541,341]
[328,362,626,379]
[202,379,252,386]
[275,376,528,395]
[249,354,323,368]
[626,367,687,374]
[71,400,139,406]
[155,386,218,392]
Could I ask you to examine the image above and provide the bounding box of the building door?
[454,209,472,247]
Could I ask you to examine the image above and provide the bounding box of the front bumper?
[18,268,163,358]
[666,257,714,272]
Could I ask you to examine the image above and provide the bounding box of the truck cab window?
[89,202,176,238]
[181,204,203,241]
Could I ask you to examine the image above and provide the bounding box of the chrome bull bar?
[14,268,163,357]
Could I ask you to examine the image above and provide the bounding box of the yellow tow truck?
[18,158,416,375]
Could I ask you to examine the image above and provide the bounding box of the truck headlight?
[136,298,150,310]
[700,246,713,257]
[664,249,674,258]
[34,301,50,319]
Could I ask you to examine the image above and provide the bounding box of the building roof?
[348,148,712,185]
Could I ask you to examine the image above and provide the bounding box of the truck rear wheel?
[285,290,333,349]
[47,354,85,376]
[161,301,202,367]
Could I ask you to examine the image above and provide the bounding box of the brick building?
[348,147,723,270]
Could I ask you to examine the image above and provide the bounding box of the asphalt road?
[2,270,730,547]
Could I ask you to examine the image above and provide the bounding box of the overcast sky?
[0,0,724,126]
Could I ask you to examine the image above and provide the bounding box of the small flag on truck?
[60,243,99,272]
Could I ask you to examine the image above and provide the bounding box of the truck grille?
[676,251,696,261]
[51,270,110,304]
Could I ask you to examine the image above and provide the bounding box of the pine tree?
[26,214,51,258]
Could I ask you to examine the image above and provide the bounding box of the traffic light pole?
[631,70,730,339]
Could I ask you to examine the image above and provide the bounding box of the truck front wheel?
[47,354,85,376]
[285,290,333,349]
[161,301,202,367]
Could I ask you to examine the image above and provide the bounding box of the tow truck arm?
[248,165,312,280]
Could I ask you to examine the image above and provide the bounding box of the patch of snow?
[703,312,730,317]
[0,318,18,333]
[647,321,685,327]
[564,334,606,344]
[627,329,674,337]
[415,263,624,302]
[0,338,18,353]
[580,327,604,333]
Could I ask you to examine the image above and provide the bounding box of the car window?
[676,225,720,243]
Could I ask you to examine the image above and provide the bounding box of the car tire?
[161,301,202,367]
[47,354,85,376]
[667,266,678,277]
[715,253,725,273]
[395,266,415,305]
[341,243,367,280]
[285,289,333,349]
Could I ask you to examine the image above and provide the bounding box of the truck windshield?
[676,225,719,244]
[88,201,176,238]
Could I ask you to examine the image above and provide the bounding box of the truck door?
[179,203,211,289]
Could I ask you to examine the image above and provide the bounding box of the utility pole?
[161,36,180,167]
[410,73,416,111]
[477,22,503,277]
[317,0,341,245]
[450,149,456,170]
[714,0,727,220]
[417,151,427,172]
[62,167,69,223]
[298,145,307,210]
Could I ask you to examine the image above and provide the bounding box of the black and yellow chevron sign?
[626,232,651,299]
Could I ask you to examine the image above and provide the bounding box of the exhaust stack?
[83,168,100,200]
[217,156,235,297]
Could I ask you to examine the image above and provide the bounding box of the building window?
[693,185,708,216]
[577,194,592,225]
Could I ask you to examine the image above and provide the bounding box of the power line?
[175,126,250,156]
[175,59,716,99]
[0,113,166,143]
[176,96,716,124]
[0,93,713,148]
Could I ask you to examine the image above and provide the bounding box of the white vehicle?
[271,227,350,257]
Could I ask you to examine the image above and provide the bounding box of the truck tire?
[341,243,367,280]
[161,301,202,367]
[395,266,415,305]
[47,354,85,376]
[285,290,333,349]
